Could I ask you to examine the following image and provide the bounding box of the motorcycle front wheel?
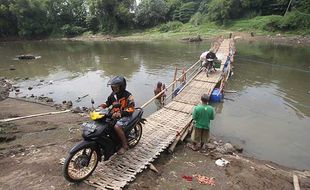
[63,146,99,182]
[128,123,143,148]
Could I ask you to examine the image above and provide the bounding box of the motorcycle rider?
[100,76,135,155]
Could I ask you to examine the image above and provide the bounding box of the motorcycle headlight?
[90,111,104,120]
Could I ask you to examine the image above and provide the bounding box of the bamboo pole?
[140,60,200,109]
[0,110,71,122]
[284,0,293,16]
[172,67,178,98]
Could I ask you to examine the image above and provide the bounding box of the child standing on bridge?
[154,82,166,110]
[188,94,215,151]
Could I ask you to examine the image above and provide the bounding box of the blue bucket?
[210,88,223,102]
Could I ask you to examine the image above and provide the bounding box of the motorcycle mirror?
[91,98,94,105]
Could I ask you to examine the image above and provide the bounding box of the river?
[0,39,309,170]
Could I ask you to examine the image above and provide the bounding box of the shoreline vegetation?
[1,0,309,45]
[1,20,309,46]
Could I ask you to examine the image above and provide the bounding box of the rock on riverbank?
[0,78,13,101]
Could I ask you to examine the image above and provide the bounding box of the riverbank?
[0,98,310,189]
[2,19,309,46]
[64,20,310,46]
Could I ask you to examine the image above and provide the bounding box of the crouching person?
[188,94,215,151]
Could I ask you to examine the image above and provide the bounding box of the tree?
[87,0,135,33]
[0,0,18,37]
[9,0,50,37]
[173,2,200,23]
[46,0,87,29]
[134,0,168,27]
[293,0,310,13]
[207,0,263,23]
[198,0,212,14]
[166,0,183,20]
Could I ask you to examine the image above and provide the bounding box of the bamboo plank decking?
[84,39,235,189]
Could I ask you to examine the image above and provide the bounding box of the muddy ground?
[0,98,310,190]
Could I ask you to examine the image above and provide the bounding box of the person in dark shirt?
[205,50,218,76]
[200,49,218,77]
[100,76,135,154]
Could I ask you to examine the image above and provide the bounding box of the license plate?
[82,122,96,132]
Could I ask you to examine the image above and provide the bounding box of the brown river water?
[0,40,309,170]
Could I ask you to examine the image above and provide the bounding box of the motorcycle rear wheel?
[63,146,99,182]
[128,123,142,148]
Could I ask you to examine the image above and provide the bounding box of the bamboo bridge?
[83,38,236,189]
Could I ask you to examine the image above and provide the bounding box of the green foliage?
[198,0,211,14]
[275,11,310,30]
[135,0,168,27]
[189,12,208,26]
[207,0,243,24]
[116,3,134,28]
[294,0,310,13]
[9,0,50,37]
[229,12,310,33]
[158,21,183,32]
[207,0,230,24]
[166,0,183,20]
[46,0,87,30]
[88,0,135,33]
[173,2,199,23]
[0,0,309,38]
[261,15,283,31]
[61,24,86,37]
[0,0,18,37]
[86,16,99,33]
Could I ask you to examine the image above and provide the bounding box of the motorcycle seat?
[124,108,143,131]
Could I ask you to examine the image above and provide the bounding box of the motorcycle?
[63,99,145,182]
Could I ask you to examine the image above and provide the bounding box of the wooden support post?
[181,122,193,141]
[149,164,159,174]
[172,67,178,99]
[168,122,192,153]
